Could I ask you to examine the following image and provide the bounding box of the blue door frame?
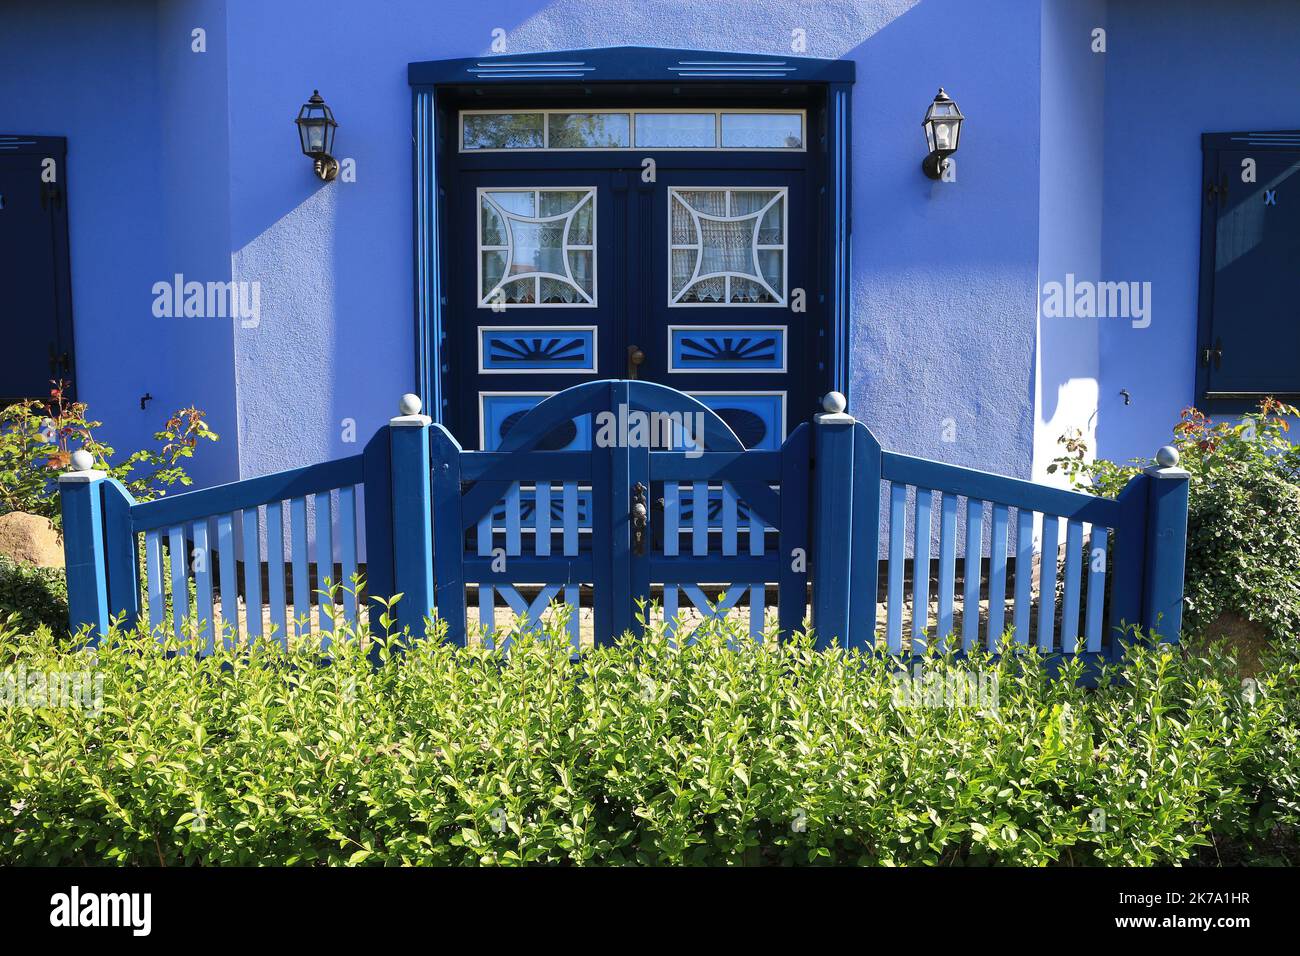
[409,47,855,447]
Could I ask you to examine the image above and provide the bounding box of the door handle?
[627,345,645,379]
[1201,337,1223,370]
[630,482,648,555]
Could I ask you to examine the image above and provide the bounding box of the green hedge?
[1,615,1296,866]
[0,557,67,638]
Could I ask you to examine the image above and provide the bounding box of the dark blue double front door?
[448,144,815,451]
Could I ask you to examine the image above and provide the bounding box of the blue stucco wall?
[2,0,1043,483]
[12,0,1291,493]
[221,0,1041,481]
[1097,0,1300,461]
[0,0,238,488]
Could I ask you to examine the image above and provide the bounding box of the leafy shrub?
[0,380,218,528]
[0,558,66,636]
[1,609,1295,866]
[1051,400,1300,643]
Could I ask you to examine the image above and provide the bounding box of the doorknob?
[630,482,648,555]
[627,345,645,379]
[1201,337,1223,370]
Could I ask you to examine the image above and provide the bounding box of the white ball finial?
[399,393,422,416]
[822,391,847,414]
[70,449,95,472]
[1155,445,1179,468]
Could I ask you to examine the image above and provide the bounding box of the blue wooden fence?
[58,382,1190,666]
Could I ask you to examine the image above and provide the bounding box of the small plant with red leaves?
[0,381,218,527]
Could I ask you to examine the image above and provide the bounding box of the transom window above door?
[478,188,596,307]
[670,188,787,306]
[461,109,805,151]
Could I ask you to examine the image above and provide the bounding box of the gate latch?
[631,482,648,555]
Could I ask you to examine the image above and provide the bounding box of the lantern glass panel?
[306,121,327,154]
[933,120,956,152]
[321,114,336,155]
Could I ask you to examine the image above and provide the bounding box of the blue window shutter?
[1198,132,1300,407]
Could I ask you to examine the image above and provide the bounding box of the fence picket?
[1085,526,1109,652]
[290,496,310,636]
[216,513,237,651]
[1061,519,1083,653]
[1013,508,1034,644]
[564,583,579,650]
[663,482,679,557]
[562,481,578,555]
[692,481,708,556]
[167,526,189,651]
[189,522,213,658]
[663,584,679,641]
[1037,515,1060,652]
[962,499,983,653]
[315,491,334,646]
[987,503,1009,649]
[535,481,552,557]
[477,508,494,643]
[750,497,765,639]
[266,502,287,646]
[505,482,521,556]
[145,530,164,639]
[241,507,263,643]
[338,487,358,626]
[886,483,907,653]
[479,582,495,641]
[937,492,957,648]
[912,490,932,652]
[722,483,738,557]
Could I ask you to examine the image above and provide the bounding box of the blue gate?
[424,380,809,647]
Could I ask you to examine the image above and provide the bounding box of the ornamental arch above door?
[409,48,854,451]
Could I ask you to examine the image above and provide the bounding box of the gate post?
[1140,445,1190,641]
[429,423,466,646]
[58,451,110,641]
[810,393,857,649]
[387,394,435,641]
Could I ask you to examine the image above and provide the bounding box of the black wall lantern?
[295,90,339,182]
[921,88,964,179]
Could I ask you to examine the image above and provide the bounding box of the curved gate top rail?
[59,380,1190,675]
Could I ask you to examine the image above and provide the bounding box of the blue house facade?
[2,0,1297,491]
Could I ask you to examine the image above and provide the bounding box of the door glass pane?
[699,219,758,275]
[677,276,725,304]
[487,191,535,216]
[635,113,716,148]
[481,251,506,296]
[566,249,593,293]
[569,199,593,244]
[479,188,597,307]
[506,220,565,276]
[499,278,535,304]
[720,113,803,149]
[549,113,630,148]
[480,201,506,246]
[669,188,786,305]
[537,190,585,217]
[463,113,544,150]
